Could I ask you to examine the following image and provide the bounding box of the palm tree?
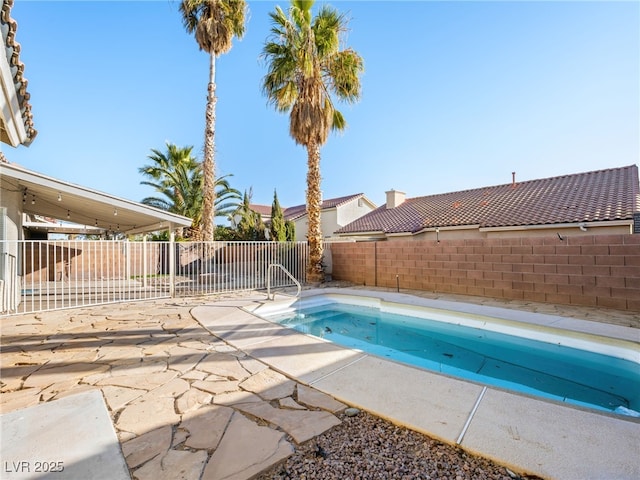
[213,174,242,221]
[180,0,247,241]
[139,143,241,239]
[262,0,364,282]
[140,144,201,238]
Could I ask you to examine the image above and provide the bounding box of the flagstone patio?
[0,294,346,480]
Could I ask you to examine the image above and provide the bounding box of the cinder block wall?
[328,235,640,312]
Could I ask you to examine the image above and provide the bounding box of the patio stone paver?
[116,391,182,436]
[0,387,42,411]
[201,412,294,480]
[132,449,208,480]
[181,405,234,450]
[213,390,264,406]
[279,396,306,410]
[175,387,212,414]
[121,425,172,469]
[196,351,252,379]
[101,385,146,411]
[234,400,342,443]
[0,296,346,480]
[22,362,110,388]
[192,378,240,395]
[239,368,296,401]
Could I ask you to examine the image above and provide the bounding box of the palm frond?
[326,48,364,103]
[180,0,246,55]
[262,0,362,147]
[331,108,346,132]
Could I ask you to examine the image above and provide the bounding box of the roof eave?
[479,220,634,232]
[1,0,36,147]
[0,49,29,147]
[336,230,386,237]
[413,224,480,235]
[1,162,192,235]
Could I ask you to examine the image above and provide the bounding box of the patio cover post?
[169,230,175,298]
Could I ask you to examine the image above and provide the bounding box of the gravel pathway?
[256,409,544,480]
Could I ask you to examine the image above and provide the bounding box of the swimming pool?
[261,294,640,417]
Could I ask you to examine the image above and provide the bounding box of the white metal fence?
[0,240,309,315]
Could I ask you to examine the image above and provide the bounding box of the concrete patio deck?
[1,287,639,479]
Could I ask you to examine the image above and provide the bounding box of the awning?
[1,161,192,235]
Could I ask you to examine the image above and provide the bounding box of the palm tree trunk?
[306,142,324,283]
[201,53,217,241]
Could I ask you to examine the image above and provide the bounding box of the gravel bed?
[256,409,544,480]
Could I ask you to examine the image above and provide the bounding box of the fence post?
[169,231,175,298]
[143,236,148,289]
[125,240,131,288]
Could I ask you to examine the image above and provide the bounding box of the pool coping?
[191,288,640,480]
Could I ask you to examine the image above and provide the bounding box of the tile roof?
[249,204,272,216]
[1,0,36,145]
[284,193,367,221]
[337,165,640,235]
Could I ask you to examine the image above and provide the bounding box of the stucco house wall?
[288,194,377,242]
[320,209,338,239]
[0,187,23,311]
[1,187,22,241]
[336,198,376,230]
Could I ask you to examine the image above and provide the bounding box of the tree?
[213,175,243,222]
[180,0,247,241]
[234,190,267,241]
[139,143,241,239]
[270,190,287,242]
[262,0,363,282]
[285,220,296,242]
[139,143,201,238]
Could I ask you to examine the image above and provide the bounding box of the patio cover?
[1,161,192,235]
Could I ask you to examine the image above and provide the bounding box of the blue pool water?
[267,302,640,416]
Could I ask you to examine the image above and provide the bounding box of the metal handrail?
[266,263,301,301]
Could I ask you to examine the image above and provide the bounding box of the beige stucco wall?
[336,199,376,233]
[1,186,24,311]
[1,186,22,241]
[293,210,338,242]
[321,209,338,238]
[293,217,308,242]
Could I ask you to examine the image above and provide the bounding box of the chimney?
[511,171,516,189]
[385,189,406,209]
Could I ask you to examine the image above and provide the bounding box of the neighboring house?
[286,194,377,241]
[284,193,377,241]
[245,193,377,241]
[336,165,640,241]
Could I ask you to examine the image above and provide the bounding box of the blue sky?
[5,0,639,212]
